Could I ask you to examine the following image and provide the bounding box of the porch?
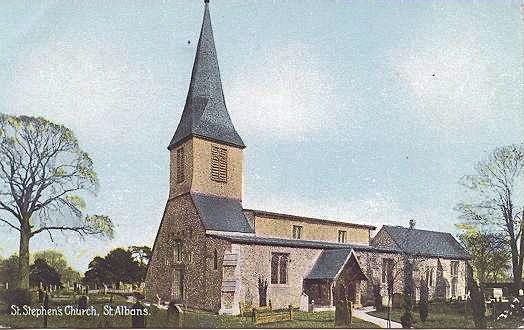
[303,249,368,309]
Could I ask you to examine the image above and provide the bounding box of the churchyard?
[0,289,377,328]
[368,299,520,329]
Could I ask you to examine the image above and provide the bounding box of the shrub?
[0,288,31,310]
[469,280,486,328]
[419,279,429,322]
[373,283,383,311]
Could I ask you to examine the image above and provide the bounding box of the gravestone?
[167,302,183,328]
[131,301,147,328]
[43,293,49,328]
[78,295,89,309]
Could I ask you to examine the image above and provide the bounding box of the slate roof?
[305,249,353,280]
[207,232,400,253]
[192,193,254,233]
[372,225,469,260]
[168,1,245,150]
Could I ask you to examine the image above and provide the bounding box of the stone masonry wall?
[354,250,468,306]
[234,244,323,310]
[144,194,231,312]
[254,215,370,244]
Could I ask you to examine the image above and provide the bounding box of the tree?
[84,256,109,287]
[456,224,511,283]
[129,245,152,282]
[29,258,61,290]
[129,246,152,265]
[400,258,415,328]
[467,263,487,328]
[0,254,20,288]
[419,278,429,322]
[33,250,82,286]
[0,115,114,288]
[104,248,142,286]
[456,144,524,295]
[84,247,144,288]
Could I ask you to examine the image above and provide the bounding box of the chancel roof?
[373,225,469,260]
[168,1,245,150]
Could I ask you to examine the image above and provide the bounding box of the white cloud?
[6,37,166,144]
[226,44,337,141]
[390,37,501,135]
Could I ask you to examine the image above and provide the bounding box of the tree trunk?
[516,209,524,296]
[18,225,31,289]
[511,238,522,296]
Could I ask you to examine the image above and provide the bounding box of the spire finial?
[204,0,209,3]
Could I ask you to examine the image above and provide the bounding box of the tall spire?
[168,0,245,150]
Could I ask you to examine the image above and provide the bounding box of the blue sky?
[0,0,522,271]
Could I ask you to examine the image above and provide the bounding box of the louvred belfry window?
[176,147,185,183]
[211,146,227,182]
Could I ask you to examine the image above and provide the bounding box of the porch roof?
[305,249,367,281]
[305,249,353,280]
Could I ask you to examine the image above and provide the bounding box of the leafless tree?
[0,114,113,289]
[456,144,524,295]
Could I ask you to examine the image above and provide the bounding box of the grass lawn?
[368,303,519,329]
[0,292,376,328]
[146,309,377,328]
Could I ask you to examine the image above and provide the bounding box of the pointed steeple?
[168,0,245,150]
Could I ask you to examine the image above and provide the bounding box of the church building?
[144,0,469,314]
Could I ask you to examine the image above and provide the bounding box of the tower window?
[210,146,227,182]
[292,225,302,239]
[213,249,218,270]
[338,230,347,243]
[176,147,185,183]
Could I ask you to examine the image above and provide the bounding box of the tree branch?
[0,217,20,232]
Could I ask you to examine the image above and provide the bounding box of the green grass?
[368,303,520,329]
[0,292,376,328]
[175,310,376,328]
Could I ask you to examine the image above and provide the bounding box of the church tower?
[167,0,245,201]
[145,0,252,311]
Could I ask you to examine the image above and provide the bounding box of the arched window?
[213,249,218,270]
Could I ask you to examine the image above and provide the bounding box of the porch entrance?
[303,249,367,308]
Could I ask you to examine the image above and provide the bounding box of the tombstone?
[43,293,49,328]
[167,302,183,328]
[335,299,347,326]
[78,295,89,309]
[131,301,147,328]
[299,293,309,312]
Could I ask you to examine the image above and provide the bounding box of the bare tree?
[0,114,113,289]
[456,144,524,295]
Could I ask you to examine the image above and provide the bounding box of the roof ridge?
[383,224,455,236]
